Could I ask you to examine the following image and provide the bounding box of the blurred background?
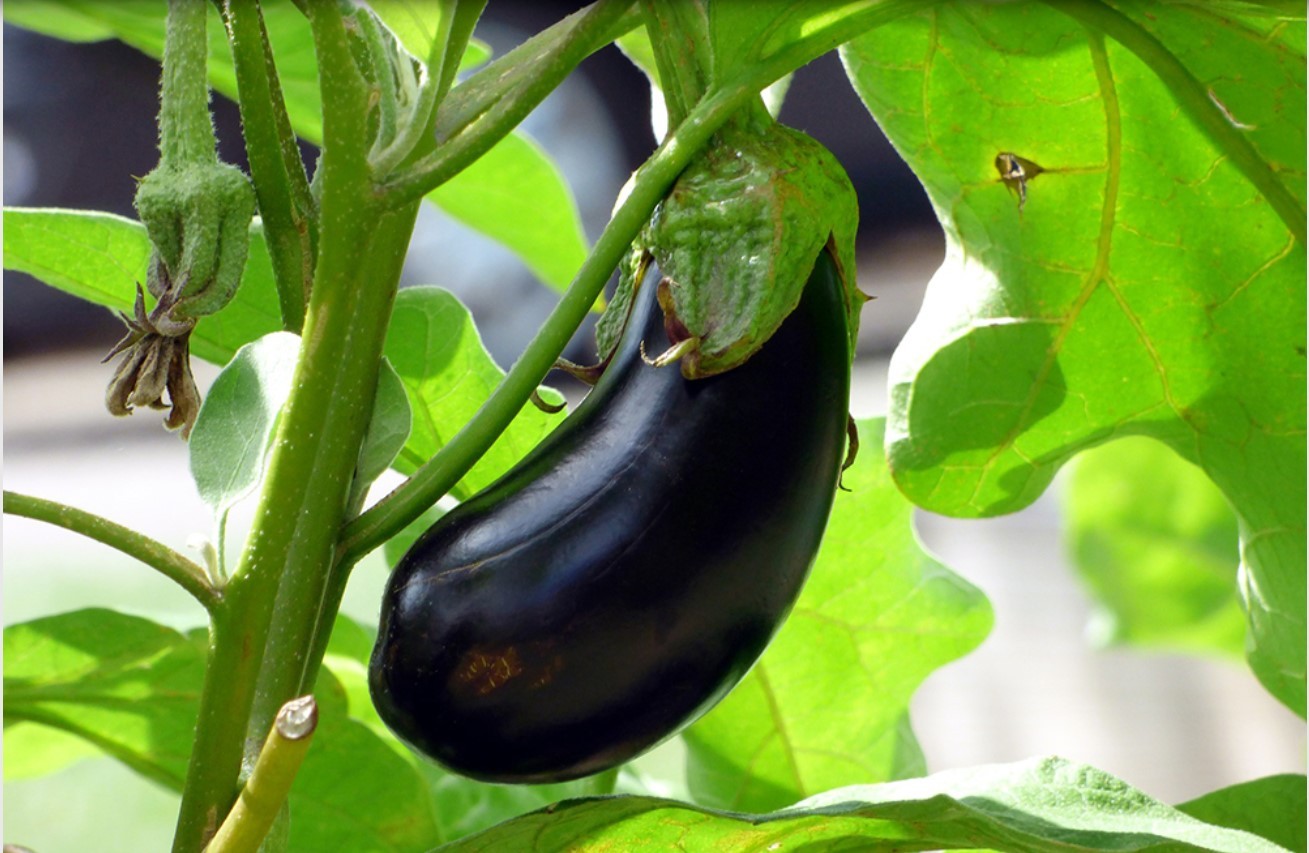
[4,4,1303,849]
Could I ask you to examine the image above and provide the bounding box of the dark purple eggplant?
[368,249,851,783]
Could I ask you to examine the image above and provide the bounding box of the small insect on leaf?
[995,152,1045,212]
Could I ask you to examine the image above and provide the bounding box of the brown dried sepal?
[103,281,202,439]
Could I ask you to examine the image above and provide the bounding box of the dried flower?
[104,279,202,439]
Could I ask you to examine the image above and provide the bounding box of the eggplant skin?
[369,251,852,784]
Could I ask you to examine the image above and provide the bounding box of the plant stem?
[2,490,218,613]
[159,0,216,166]
[639,0,711,129]
[172,4,395,850]
[224,0,317,330]
[206,696,318,853]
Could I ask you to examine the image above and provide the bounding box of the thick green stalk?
[224,0,317,330]
[159,0,216,166]
[3,490,217,612]
[171,5,390,851]
[245,200,420,743]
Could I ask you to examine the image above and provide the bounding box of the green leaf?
[349,359,413,510]
[842,3,1306,715]
[427,131,590,294]
[3,608,205,791]
[286,668,442,853]
[2,208,283,365]
[438,757,1287,852]
[706,1,895,88]
[1063,436,1245,657]
[382,286,564,501]
[1178,775,1307,853]
[1,0,115,41]
[3,721,103,781]
[683,418,991,812]
[189,331,302,517]
[367,0,491,70]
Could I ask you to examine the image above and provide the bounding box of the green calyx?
[601,121,861,379]
[134,160,256,323]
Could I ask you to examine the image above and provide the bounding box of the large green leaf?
[2,208,282,365]
[1063,435,1245,657]
[2,608,205,790]
[842,3,1306,714]
[382,286,564,500]
[2,1,588,295]
[682,419,991,812]
[1177,774,1307,853]
[438,757,1287,852]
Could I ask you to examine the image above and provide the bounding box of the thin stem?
[433,0,488,104]
[371,0,489,177]
[434,2,639,143]
[639,0,711,129]
[159,0,217,166]
[341,83,756,564]
[224,0,317,330]
[1044,0,1306,243]
[358,7,403,156]
[3,490,218,613]
[382,0,636,206]
[206,696,318,853]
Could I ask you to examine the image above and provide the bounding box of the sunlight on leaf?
[683,418,992,812]
[2,208,282,365]
[1177,774,1307,853]
[382,286,564,501]
[1063,436,1245,657]
[427,132,590,294]
[2,609,205,791]
[437,756,1286,852]
[842,1,1306,715]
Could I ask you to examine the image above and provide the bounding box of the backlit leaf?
[842,1,1306,715]
[1063,436,1245,657]
[382,286,564,501]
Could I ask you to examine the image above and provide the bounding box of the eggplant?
[368,249,851,783]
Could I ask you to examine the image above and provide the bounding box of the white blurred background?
[4,5,1303,850]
